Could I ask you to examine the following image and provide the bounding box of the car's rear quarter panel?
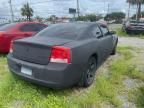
[63,38,102,80]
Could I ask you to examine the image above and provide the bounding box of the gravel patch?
[10,100,25,108]
[123,77,144,90]
[118,37,144,48]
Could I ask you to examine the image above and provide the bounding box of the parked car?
[0,22,47,53]
[123,20,144,34]
[7,22,118,89]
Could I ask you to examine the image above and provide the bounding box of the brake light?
[9,41,13,53]
[50,46,71,64]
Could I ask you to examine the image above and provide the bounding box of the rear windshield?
[0,23,17,31]
[36,24,87,40]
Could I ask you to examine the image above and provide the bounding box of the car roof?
[0,22,46,32]
[55,22,108,28]
[52,22,98,28]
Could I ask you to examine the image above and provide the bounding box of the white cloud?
[0,0,137,19]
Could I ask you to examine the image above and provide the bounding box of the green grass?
[0,55,121,108]
[116,28,128,37]
[0,46,144,108]
[128,87,144,108]
[130,70,144,81]
[134,87,144,108]
[112,47,144,108]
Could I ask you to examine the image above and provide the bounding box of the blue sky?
[0,0,139,19]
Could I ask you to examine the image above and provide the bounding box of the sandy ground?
[119,37,144,48]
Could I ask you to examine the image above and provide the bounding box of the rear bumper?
[7,54,83,88]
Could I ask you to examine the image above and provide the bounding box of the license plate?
[21,66,32,76]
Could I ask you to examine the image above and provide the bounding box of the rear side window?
[20,24,46,32]
[0,23,17,31]
[36,24,87,40]
[100,25,109,35]
[92,26,102,38]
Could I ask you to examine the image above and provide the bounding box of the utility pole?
[107,3,110,15]
[127,3,130,20]
[107,3,110,25]
[77,0,80,17]
[9,0,14,22]
[104,0,106,14]
[136,4,138,21]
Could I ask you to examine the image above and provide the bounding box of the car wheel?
[126,30,131,34]
[79,57,97,87]
[111,40,118,55]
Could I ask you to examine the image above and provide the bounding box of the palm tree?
[127,0,144,20]
[21,2,33,21]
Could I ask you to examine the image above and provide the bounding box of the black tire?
[79,57,97,87]
[126,30,131,34]
[111,40,118,55]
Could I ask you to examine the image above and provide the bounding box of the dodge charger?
[7,22,118,89]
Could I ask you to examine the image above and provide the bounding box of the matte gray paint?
[7,22,118,88]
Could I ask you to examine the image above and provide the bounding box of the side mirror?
[109,31,116,35]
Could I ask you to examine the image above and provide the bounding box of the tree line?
[20,1,144,22]
[127,0,144,20]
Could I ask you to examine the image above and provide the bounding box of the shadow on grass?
[0,53,79,98]
[12,74,81,97]
[0,72,81,107]
[0,54,7,58]
[136,87,144,107]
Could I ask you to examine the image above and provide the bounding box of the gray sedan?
[7,22,118,89]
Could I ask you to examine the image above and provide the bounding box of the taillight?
[9,41,13,53]
[50,46,71,64]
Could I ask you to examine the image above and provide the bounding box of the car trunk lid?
[13,37,72,65]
